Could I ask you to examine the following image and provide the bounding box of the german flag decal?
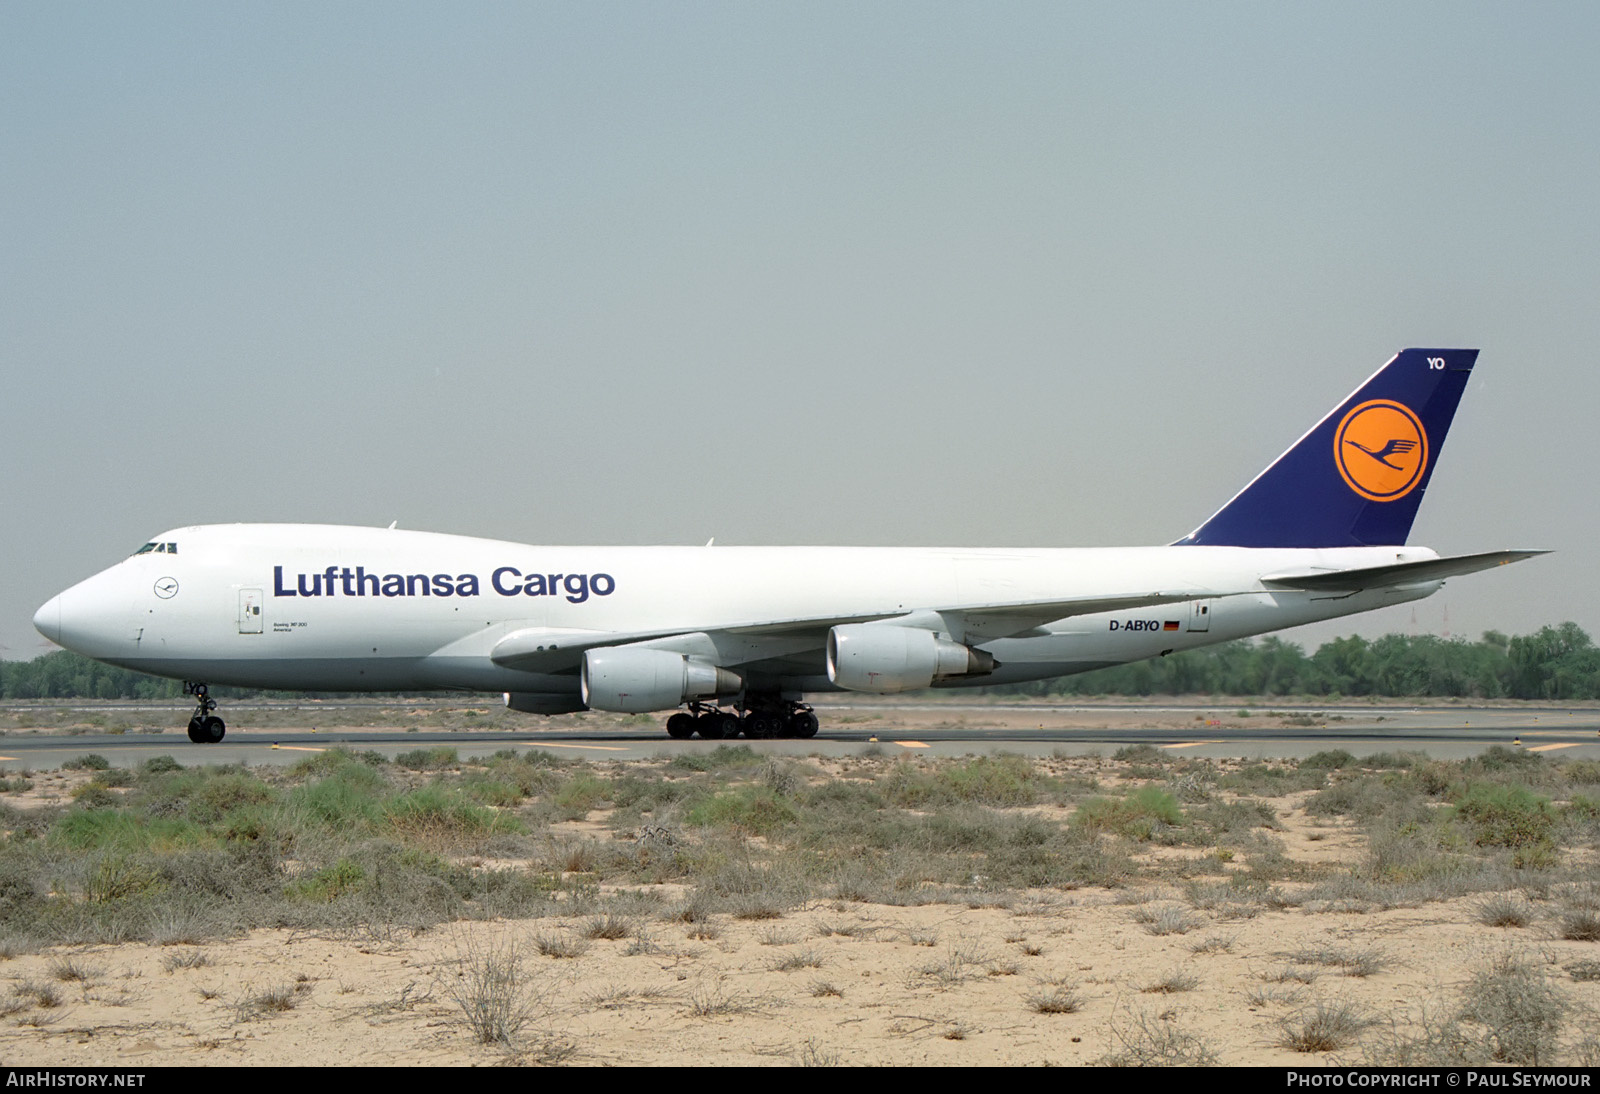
[1163,621,1180,631]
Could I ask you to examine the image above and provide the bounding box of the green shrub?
[142,770,276,826]
[1450,783,1556,850]
[288,767,389,832]
[84,854,163,903]
[937,755,1042,806]
[53,809,212,853]
[286,858,365,903]
[62,755,110,771]
[1073,788,1184,840]
[71,784,119,809]
[685,787,799,836]
[288,748,387,777]
[459,778,525,808]
[553,773,610,819]
[1112,745,1165,764]
[395,747,459,770]
[139,756,183,776]
[384,786,519,841]
[668,745,760,772]
[1475,746,1545,773]
[1561,760,1600,785]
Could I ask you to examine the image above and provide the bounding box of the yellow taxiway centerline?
[523,743,630,752]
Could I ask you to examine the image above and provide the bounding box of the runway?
[1,700,1596,767]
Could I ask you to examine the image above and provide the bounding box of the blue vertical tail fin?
[1178,348,1477,548]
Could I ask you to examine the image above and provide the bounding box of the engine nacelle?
[580,647,742,713]
[504,691,587,715]
[826,624,996,694]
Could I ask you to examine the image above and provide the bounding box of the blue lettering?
[271,562,613,601]
[563,573,589,603]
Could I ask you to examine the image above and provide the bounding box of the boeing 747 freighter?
[34,348,1544,742]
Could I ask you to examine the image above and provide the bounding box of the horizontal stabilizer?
[1261,550,1549,592]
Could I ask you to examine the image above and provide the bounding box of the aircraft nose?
[33,594,62,645]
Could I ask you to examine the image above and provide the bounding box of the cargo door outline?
[238,588,264,634]
[1189,599,1213,633]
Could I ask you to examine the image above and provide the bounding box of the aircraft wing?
[488,589,1215,672]
[873,591,1210,643]
[1260,549,1548,592]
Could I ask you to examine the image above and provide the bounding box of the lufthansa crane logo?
[153,577,179,599]
[1334,400,1429,502]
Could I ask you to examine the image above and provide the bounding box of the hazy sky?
[4,2,1596,660]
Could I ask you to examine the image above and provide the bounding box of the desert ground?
[1,701,1598,1066]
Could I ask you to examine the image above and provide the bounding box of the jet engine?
[826,624,996,693]
[503,692,587,715]
[581,647,742,713]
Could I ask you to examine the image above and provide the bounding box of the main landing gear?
[183,682,226,743]
[665,699,819,741]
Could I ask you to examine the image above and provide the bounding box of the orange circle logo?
[1333,400,1428,502]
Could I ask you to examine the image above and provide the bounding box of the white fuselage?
[34,524,1441,698]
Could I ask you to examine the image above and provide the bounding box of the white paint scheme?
[32,346,1547,734]
[37,525,1469,699]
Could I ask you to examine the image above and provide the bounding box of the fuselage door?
[238,588,264,634]
[1189,599,1212,633]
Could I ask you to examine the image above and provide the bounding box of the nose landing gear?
[183,682,225,743]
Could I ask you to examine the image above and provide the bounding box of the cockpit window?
[133,542,178,556]
[134,543,158,555]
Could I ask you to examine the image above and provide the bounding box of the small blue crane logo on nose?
[154,578,179,599]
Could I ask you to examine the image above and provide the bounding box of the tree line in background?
[988,622,1600,701]
[2,622,1599,702]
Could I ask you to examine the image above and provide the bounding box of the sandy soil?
[1,771,1597,1068]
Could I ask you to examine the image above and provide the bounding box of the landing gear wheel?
[745,713,780,739]
[666,712,696,740]
[699,711,739,740]
[788,710,819,739]
[183,682,224,743]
